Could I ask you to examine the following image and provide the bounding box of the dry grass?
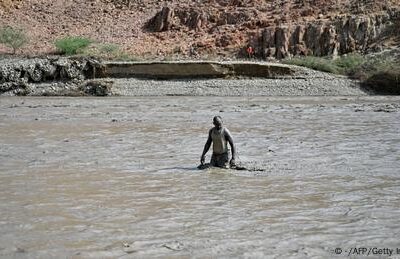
[282,54,366,74]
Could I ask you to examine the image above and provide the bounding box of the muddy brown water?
[1,96,400,258]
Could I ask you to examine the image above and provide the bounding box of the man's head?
[213,116,223,129]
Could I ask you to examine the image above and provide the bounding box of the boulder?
[147,7,174,32]
[80,80,113,96]
[147,7,209,32]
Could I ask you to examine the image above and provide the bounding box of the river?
[1,96,400,258]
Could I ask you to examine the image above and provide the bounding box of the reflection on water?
[0,96,400,258]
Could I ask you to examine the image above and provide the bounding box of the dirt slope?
[0,0,399,59]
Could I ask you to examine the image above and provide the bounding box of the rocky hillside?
[0,0,399,59]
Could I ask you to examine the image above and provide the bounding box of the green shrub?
[283,54,369,75]
[334,53,366,75]
[55,36,92,55]
[0,26,28,54]
[283,56,338,74]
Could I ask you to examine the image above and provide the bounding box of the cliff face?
[0,0,399,59]
[260,11,399,59]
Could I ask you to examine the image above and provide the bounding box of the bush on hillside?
[0,26,28,54]
[55,36,92,55]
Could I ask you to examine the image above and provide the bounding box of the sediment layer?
[99,61,296,79]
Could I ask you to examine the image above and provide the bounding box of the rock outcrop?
[147,6,208,32]
[0,57,99,84]
[146,5,258,32]
[0,57,101,95]
[259,11,399,59]
[146,7,175,32]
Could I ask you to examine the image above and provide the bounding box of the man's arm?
[200,130,212,165]
[225,129,236,166]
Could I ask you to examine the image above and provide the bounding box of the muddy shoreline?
[0,56,374,96]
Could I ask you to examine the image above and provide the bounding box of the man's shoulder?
[223,127,230,134]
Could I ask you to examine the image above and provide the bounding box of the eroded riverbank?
[1,96,400,258]
[0,58,369,96]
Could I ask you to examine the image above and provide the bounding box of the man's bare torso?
[211,127,228,154]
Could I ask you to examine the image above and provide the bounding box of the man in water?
[200,116,237,168]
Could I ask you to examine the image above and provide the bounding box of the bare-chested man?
[200,116,236,168]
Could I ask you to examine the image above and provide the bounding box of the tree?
[0,26,28,54]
